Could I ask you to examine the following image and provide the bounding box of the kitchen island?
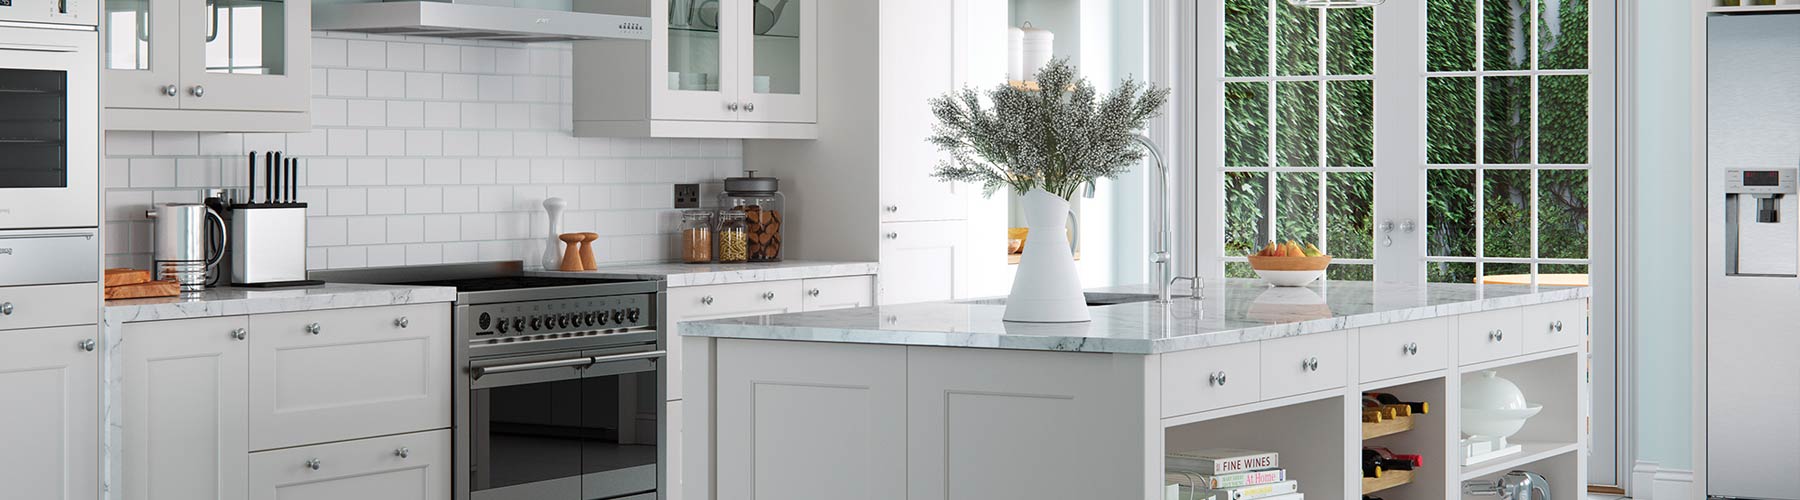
[678,279,1591,500]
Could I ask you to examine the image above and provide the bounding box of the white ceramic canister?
[1019,22,1054,82]
[1008,26,1025,82]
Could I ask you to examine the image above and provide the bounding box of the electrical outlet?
[674,183,701,208]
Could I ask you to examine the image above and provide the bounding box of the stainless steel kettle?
[146,203,227,292]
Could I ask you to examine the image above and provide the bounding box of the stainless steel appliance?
[0,229,97,287]
[1708,13,1800,500]
[314,262,667,500]
[146,203,227,291]
[0,9,98,232]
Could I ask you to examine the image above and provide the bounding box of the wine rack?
[1362,469,1414,496]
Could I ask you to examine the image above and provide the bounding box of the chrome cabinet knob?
[1302,357,1320,372]
[232,328,248,341]
[0,302,12,315]
[884,205,898,213]
[190,85,205,97]
[1551,320,1564,332]
[1208,371,1227,387]
[885,232,898,240]
[808,288,821,297]
[1489,329,1503,342]
[395,317,410,328]
[305,458,322,471]
[80,339,96,352]
[163,84,178,97]
[701,295,714,306]
[306,322,322,335]
[762,291,776,301]
[1403,342,1418,355]
[726,102,739,111]
[394,447,411,459]
[744,102,755,112]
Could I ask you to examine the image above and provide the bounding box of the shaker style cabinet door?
[737,0,816,123]
[0,325,99,500]
[875,0,966,224]
[122,316,251,500]
[879,220,967,305]
[175,0,310,112]
[103,0,184,109]
[247,429,449,500]
[666,280,803,401]
[651,0,744,122]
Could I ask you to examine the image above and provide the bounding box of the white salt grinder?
[542,197,566,268]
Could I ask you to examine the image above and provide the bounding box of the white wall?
[103,32,742,271]
[1632,0,1695,472]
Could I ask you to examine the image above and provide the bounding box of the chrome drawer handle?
[808,288,821,297]
[232,328,248,341]
[762,291,776,301]
[394,447,411,459]
[306,323,322,335]
[1208,371,1227,387]
[0,302,12,316]
[395,317,410,329]
[1403,342,1418,355]
[305,458,322,471]
[1489,329,1504,342]
[80,339,96,352]
[1551,320,1564,332]
[701,295,714,306]
[162,84,178,97]
[1302,357,1319,372]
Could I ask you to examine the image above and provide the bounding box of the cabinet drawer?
[0,283,96,331]
[1160,342,1260,418]
[1457,307,1525,365]
[249,429,449,500]
[1359,318,1449,383]
[801,275,875,311]
[248,303,451,451]
[667,280,803,401]
[1260,331,1347,399]
[1522,300,1585,354]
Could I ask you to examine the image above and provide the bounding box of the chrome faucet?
[1129,134,1201,303]
[1463,471,1552,500]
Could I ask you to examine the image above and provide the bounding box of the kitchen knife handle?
[247,151,256,204]
[271,152,282,202]
[264,152,274,203]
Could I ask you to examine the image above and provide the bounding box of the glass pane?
[1427,77,1477,164]
[1540,263,1590,284]
[1483,0,1532,71]
[1225,171,1270,256]
[1327,80,1373,167]
[1275,3,1319,76]
[1427,261,1476,283]
[205,0,286,75]
[1539,0,1588,70]
[1484,169,1532,258]
[1225,0,1270,78]
[1483,262,1532,281]
[1427,169,1476,257]
[1538,169,1588,259]
[1225,82,1270,167]
[1227,261,1259,279]
[477,379,584,491]
[1328,264,1373,281]
[581,371,660,479]
[0,70,67,189]
[1327,171,1374,259]
[106,0,153,70]
[1276,81,1320,167]
[1538,75,1589,164]
[1428,0,1477,72]
[1276,172,1321,245]
[1483,76,1532,165]
[1326,8,1373,76]
[670,0,723,91]
[751,0,800,95]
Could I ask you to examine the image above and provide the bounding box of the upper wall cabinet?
[574,0,817,139]
[102,0,311,132]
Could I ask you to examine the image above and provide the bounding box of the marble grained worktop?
[101,283,457,324]
[528,260,878,287]
[682,279,1592,354]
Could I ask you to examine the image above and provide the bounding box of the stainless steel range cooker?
[315,261,666,500]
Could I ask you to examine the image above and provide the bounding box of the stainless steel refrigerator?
[1708,13,1800,500]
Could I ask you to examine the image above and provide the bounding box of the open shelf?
[1459,441,1580,479]
[1363,469,1415,496]
[1165,397,1346,500]
[1363,412,1417,440]
[1459,445,1583,500]
[1358,378,1446,500]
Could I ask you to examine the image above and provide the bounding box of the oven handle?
[0,42,80,53]
[590,350,666,365]
[469,356,594,379]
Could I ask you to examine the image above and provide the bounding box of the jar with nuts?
[715,211,749,263]
[719,170,784,262]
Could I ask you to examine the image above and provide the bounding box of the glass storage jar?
[719,170,785,262]
[715,211,749,263]
[679,210,715,264]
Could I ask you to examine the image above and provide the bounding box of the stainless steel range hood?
[313,1,650,43]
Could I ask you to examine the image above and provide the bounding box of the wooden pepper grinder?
[579,232,599,270]
[559,233,586,271]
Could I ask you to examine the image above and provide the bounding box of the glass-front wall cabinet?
[103,0,309,130]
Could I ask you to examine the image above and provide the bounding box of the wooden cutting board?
[105,268,153,287]
[105,280,181,300]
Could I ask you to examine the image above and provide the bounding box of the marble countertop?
[682,279,1592,354]
[528,260,877,287]
[102,283,457,324]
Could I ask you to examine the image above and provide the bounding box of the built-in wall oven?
[0,10,98,231]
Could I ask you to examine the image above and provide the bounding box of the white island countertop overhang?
[680,278,1591,354]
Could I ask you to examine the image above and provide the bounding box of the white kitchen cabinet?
[247,429,449,500]
[1521,299,1585,355]
[879,220,969,305]
[574,0,817,139]
[1161,341,1261,418]
[665,279,803,402]
[247,303,450,451]
[121,316,249,500]
[0,283,99,332]
[874,0,966,224]
[0,325,99,500]
[1357,317,1449,383]
[666,400,685,500]
[800,275,875,311]
[1457,306,1525,366]
[715,339,906,500]
[1257,330,1346,399]
[102,0,311,131]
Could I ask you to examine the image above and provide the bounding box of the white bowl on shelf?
[1461,370,1543,439]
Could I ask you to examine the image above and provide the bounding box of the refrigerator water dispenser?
[1724,168,1798,276]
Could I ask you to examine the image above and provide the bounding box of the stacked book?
[1165,448,1302,500]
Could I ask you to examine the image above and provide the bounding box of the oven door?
[0,25,97,231]
[468,345,664,500]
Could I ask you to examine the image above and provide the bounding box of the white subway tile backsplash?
[406,187,443,214]
[387,42,425,71]
[424,214,461,242]
[478,75,513,101]
[425,102,460,128]
[388,215,425,243]
[406,130,443,156]
[478,186,512,212]
[443,186,479,213]
[443,131,479,156]
[389,101,425,127]
[367,187,406,215]
[309,217,348,246]
[496,103,530,129]
[346,158,387,185]
[152,132,200,156]
[368,130,406,156]
[444,74,479,100]
[479,131,513,157]
[328,188,368,216]
[368,245,407,267]
[348,40,386,69]
[130,158,176,188]
[461,46,496,74]
[368,70,407,98]
[287,130,327,156]
[328,246,368,268]
[425,44,460,72]
[348,216,388,244]
[405,244,443,265]
[314,38,348,68]
[328,69,368,97]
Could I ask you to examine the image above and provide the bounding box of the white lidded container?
[1018,22,1054,82]
[1008,26,1025,82]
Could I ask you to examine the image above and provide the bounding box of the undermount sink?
[962,292,1164,307]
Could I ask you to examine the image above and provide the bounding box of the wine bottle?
[1364,446,1424,470]
[1364,496,1386,500]
[1360,396,1401,419]
[1360,451,1385,478]
[1365,392,1430,414]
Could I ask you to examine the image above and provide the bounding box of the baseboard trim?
[1631,461,1697,500]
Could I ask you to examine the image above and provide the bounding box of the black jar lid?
[723,170,779,194]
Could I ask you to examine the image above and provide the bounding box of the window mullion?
[1473,0,1487,281]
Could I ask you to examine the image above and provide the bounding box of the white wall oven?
[0,7,98,232]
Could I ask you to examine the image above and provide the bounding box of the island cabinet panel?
[715,339,906,500]
[122,316,250,500]
[904,347,1147,500]
[1160,341,1262,418]
[1457,307,1525,365]
[0,325,99,500]
[1521,299,1585,354]
[667,280,805,401]
[1358,317,1450,383]
[1258,330,1347,399]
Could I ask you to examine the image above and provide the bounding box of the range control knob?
[627,308,641,323]
[478,312,492,330]
[512,317,526,332]
[585,312,598,327]
[530,316,543,331]
[496,319,510,333]
[598,311,609,325]
[612,310,626,325]
[558,314,571,328]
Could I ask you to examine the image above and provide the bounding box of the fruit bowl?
[1246,255,1332,287]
